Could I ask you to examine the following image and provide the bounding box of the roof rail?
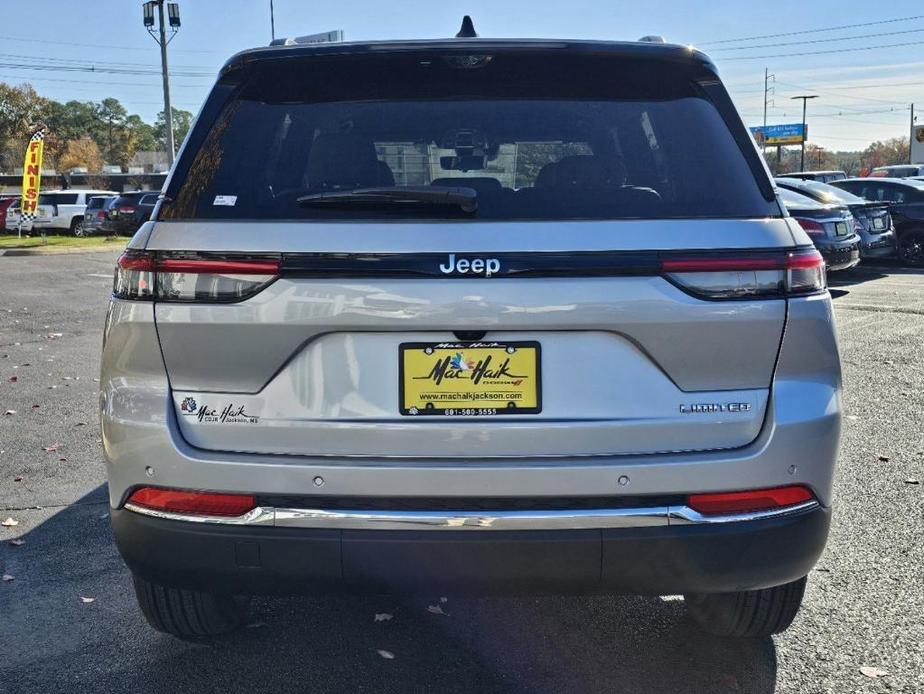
[269,30,344,47]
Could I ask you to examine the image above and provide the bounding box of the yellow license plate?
[399,341,541,416]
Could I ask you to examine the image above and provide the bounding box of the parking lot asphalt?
[1,251,922,694]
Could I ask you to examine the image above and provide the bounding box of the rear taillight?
[663,248,825,299]
[687,485,814,515]
[96,211,106,220]
[121,205,136,215]
[113,251,280,302]
[795,218,826,237]
[127,487,256,517]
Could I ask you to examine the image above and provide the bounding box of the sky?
[1,0,923,151]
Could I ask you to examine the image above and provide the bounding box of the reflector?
[687,486,814,515]
[127,487,256,516]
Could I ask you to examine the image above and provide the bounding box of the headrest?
[535,162,558,188]
[554,156,626,188]
[305,133,380,190]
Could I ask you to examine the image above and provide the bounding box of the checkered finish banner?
[19,129,46,227]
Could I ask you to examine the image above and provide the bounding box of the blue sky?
[2,0,923,150]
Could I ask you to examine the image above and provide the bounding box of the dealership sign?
[750,123,806,146]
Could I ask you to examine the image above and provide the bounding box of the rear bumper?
[112,504,829,595]
[818,241,860,271]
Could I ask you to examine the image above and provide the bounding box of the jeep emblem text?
[439,253,501,277]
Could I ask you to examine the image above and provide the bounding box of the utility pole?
[763,68,775,155]
[911,103,916,165]
[143,1,181,166]
[791,95,818,172]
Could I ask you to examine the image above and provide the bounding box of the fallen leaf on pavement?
[374,613,393,622]
[878,455,890,462]
[31,404,39,409]
[9,539,25,547]
[46,332,63,339]
[905,479,920,485]
[427,605,448,616]
[4,410,15,415]
[58,457,67,462]
[376,650,395,660]
[2,574,13,582]
[8,376,16,383]
[42,443,61,452]
[860,666,888,678]
[1,517,19,527]
[13,476,23,482]
[79,596,95,604]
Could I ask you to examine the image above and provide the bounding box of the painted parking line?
[87,273,113,278]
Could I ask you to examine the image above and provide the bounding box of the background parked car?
[0,195,17,231]
[82,195,118,235]
[776,178,895,260]
[869,165,924,178]
[4,197,53,232]
[100,191,158,236]
[777,187,861,271]
[830,177,924,266]
[777,170,847,183]
[29,189,117,236]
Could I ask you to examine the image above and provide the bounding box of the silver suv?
[101,30,841,640]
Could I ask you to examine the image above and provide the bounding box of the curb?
[1,245,125,257]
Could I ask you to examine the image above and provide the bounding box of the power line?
[0,73,211,88]
[0,34,227,54]
[697,14,924,45]
[709,27,924,52]
[720,39,924,62]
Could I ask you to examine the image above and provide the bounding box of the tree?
[97,97,127,162]
[155,107,194,151]
[860,137,909,171]
[0,83,50,171]
[58,137,103,173]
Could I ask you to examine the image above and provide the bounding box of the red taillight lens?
[113,251,280,302]
[662,249,825,299]
[796,218,826,237]
[127,487,256,517]
[121,205,137,215]
[687,485,814,515]
[96,211,107,220]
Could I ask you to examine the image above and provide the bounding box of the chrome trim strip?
[122,500,820,529]
[272,506,671,531]
[667,501,819,525]
[122,502,275,526]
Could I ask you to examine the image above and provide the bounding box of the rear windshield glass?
[162,53,776,221]
[778,188,826,210]
[780,180,863,205]
[39,193,78,205]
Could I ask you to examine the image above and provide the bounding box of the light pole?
[791,95,818,172]
[143,1,181,166]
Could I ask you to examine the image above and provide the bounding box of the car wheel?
[898,228,924,267]
[71,217,86,237]
[131,574,247,639]
[684,576,807,637]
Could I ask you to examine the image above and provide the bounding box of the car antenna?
[455,15,478,38]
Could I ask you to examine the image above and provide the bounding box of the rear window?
[39,193,79,205]
[162,52,776,221]
[86,197,107,210]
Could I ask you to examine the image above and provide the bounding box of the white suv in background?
[32,189,117,236]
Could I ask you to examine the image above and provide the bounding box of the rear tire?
[131,574,246,639]
[685,576,807,637]
[898,228,924,267]
[71,216,86,237]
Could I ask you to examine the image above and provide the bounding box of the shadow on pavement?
[1,487,777,694]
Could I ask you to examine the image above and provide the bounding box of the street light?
[791,95,818,172]
[143,1,180,165]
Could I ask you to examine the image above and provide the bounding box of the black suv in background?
[830,178,924,266]
[100,191,158,236]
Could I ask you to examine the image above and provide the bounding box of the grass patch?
[0,233,130,249]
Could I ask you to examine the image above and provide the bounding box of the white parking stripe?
[87,273,112,278]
